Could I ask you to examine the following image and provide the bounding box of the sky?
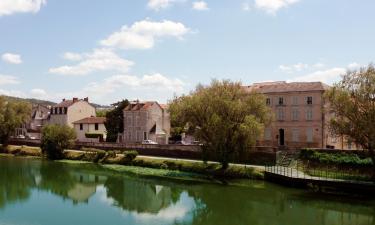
[0,0,374,105]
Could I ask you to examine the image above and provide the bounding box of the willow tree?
[325,64,375,164]
[0,96,31,148]
[169,80,272,168]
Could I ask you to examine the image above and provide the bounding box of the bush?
[85,133,104,139]
[299,149,373,167]
[80,147,106,162]
[41,125,76,160]
[123,150,138,161]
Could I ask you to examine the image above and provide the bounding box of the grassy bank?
[0,144,265,181]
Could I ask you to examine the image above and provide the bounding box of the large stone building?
[118,101,170,144]
[49,97,96,127]
[245,81,355,150]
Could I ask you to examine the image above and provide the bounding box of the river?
[0,157,374,225]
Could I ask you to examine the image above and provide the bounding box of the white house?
[73,116,107,142]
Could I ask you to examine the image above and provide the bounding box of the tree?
[0,96,31,147]
[41,125,76,160]
[169,80,272,168]
[104,99,129,142]
[96,109,108,117]
[325,64,375,165]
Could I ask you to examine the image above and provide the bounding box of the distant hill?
[1,95,111,109]
[2,95,56,106]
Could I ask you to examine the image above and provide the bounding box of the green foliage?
[80,147,106,162]
[123,150,138,161]
[96,109,108,117]
[105,99,129,142]
[169,80,272,168]
[299,149,373,167]
[85,133,104,139]
[41,125,76,160]
[0,96,31,146]
[324,64,375,164]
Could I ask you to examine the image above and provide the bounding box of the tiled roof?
[124,101,161,111]
[244,81,330,93]
[54,100,75,108]
[73,117,106,124]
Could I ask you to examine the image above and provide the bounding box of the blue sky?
[0,0,374,105]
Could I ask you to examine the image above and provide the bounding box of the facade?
[245,81,356,150]
[73,117,107,142]
[49,97,96,127]
[118,101,170,144]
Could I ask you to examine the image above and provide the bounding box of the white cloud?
[0,0,46,16]
[147,0,174,11]
[62,52,82,61]
[30,88,47,98]
[348,62,360,69]
[1,53,22,64]
[288,67,346,83]
[0,74,20,85]
[49,48,134,76]
[242,2,251,11]
[255,0,299,14]
[279,63,308,73]
[192,1,209,11]
[100,19,190,50]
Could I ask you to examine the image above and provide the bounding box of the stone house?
[118,101,170,144]
[49,97,96,128]
[245,81,357,150]
[73,116,107,142]
[14,104,50,139]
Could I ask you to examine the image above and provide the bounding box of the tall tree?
[104,99,129,142]
[0,96,31,147]
[169,80,272,168]
[325,64,375,165]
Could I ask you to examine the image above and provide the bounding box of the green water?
[0,157,374,225]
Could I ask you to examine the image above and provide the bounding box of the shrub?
[85,133,104,139]
[41,125,76,160]
[123,150,138,161]
[80,147,106,162]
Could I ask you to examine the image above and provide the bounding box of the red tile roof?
[54,100,75,108]
[124,101,162,111]
[73,117,106,124]
[244,81,330,94]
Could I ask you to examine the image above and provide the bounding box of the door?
[279,129,285,146]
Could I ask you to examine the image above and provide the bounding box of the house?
[118,101,170,144]
[14,104,51,139]
[244,81,357,150]
[73,116,107,142]
[49,97,96,127]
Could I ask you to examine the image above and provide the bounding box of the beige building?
[118,101,170,144]
[73,117,107,142]
[245,81,355,150]
[49,97,96,127]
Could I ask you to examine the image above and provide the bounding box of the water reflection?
[0,157,374,225]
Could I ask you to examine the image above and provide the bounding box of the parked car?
[16,135,26,139]
[142,140,158,145]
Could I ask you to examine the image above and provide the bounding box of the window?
[59,107,63,114]
[277,108,284,120]
[306,128,313,142]
[54,108,58,114]
[266,98,271,106]
[306,108,313,120]
[291,108,299,121]
[95,123,99,130]
[143,132,147,140]
[292,129,299,142]
[292,96,298,105]
[80,124,83,130]
[278,97,284,105]
[64,107,67,114]
[307,96,313,105]
[264,128,271,140]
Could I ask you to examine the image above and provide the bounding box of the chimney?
[84,97,89,102]
[73,97,78,103]
[62,98,66,102]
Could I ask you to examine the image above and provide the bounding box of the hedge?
[85,133,104,139]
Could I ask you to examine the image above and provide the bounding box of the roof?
[244,81,330,94]
[54,100,75,108]
[124,101,163,111]
[73,117,106,124]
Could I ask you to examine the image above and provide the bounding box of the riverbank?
[0,145,265,182]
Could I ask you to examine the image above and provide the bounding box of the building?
[49,97,96,127]
[118,101,170,144]
[73,116,107,142]
[14,104,51,139]
[245,81,355,150]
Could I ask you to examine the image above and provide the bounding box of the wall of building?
[67,101,96,127]
[74,123,106,142]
